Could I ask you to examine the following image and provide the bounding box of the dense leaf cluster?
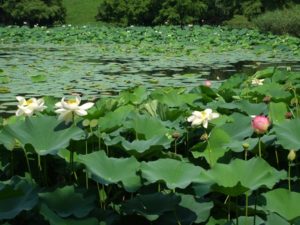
[96,0,300,26]
[1,68,300,224]
[0,0,66,26]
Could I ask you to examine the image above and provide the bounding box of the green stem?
[207,140,212,167]
[174,139,177,154]
[38,155,42,172]
[245,192,248,217]
[85,140,89,189]
[253,191,257,225]
[275,150,279,168]
[288,161,291,191]
[244,149,248,160]
[258,137,262,158]
[10,151,14,176]
[97,183,102,209]
[23,147,31,175]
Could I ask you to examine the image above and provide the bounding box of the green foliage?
[62,0,101,25]
[0,0,66,26]
[154,0,207,26]
[223,15,255,29]
[96,0,299,25]
[253,4,300,37]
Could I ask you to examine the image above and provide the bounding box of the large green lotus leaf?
[235,100,268,116]
[273,119,300,150]
[124,114,169,139]
[121,135,172,156]
[30,74,47,83]
[254,67,275,78]
[263,188,300,221]
[2,116,84,155]
[0,129,15,150]
[192,127,231,166]
[98,105,135,132]
[78,151,141,192]
[178,194,213,223]
[266,213,290,225]
[121,193,180,221]
[39,186,95,218]
[221,113,253,141]
[269,102,288,124]
[203,158,286,196]
[119,86,148,105]
[237,216,264,225]
[0,176,38,219]
[250,83,291,100]
[150,88,199,107]
[141,100,183,121]
[205,216,227,225]
[140,158,203,189]
[40,204,98,225]
[225,138,259,153]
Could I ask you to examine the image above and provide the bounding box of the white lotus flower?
[16,96,47,117]
[251,78,264,86]
[187,109,219,128]
[55,96,94,124]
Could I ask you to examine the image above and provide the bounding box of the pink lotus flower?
[204,80,212,87]
[251,115,270,134]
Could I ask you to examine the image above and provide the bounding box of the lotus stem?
[23,147,32,175]
[288,161,291,191]
[258,137,262,158]
[174,139,177,154]
[253,191,257,225]
[85,140,89,189]
[275,150,279,168]
[96,183,102,209]
[245,192,248,217]
[10,151,14,176]
[208,141,212,168]
[38,155,42,172]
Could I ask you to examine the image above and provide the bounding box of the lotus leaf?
[263,188,300,221]
[269,102,288,124]
[0,176,38,219]
[39,186,95,218]
[140,158,203,189]
[78,151,141,192]
[2,116,85,155]
[274,119,300,150]
[203,158,286,195]
[121,193,180,221]
[40,204,99,225]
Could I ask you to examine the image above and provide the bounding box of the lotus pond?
[0,25,300,114]
[1,25,300,225]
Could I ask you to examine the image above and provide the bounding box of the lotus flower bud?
[242,143,250,150]
[285,112,293,119]
[204,80,212,87]
[288,150,296,161]
[200,133,209,141]
[263,96,271,104]
[172,131,181,139]
[251,115,270,134]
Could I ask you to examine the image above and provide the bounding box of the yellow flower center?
[25,99,33,105]
[67,99,77,105]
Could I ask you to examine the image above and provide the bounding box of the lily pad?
[78,151,141,192]
[273,119,300,150]
[263,188,300,221]
[140,158,203,189]
[39,186,95,218]
[2,116,85,155]
[0,176,38,220]
[203,158,286,196]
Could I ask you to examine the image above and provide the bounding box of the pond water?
[0,44,300,115]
